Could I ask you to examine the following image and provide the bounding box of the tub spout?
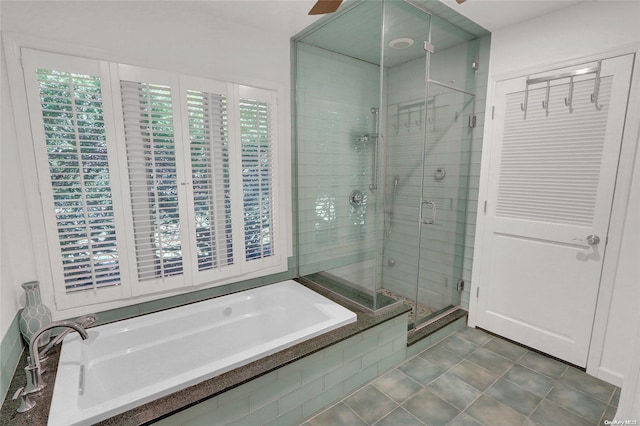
[23,320,90,396]
[38,314,97,360]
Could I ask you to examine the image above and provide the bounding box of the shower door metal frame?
[411,19,433,330]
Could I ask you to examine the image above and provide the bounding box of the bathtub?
[47,280,357,426]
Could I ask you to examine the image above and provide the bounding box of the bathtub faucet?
[14,319,92,413]
[38,314,97,360]
[24,320,90,395]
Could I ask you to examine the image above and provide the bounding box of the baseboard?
[0,311,25,403]
[597,366,624,388]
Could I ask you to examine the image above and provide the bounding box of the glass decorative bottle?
[19,281,52,347]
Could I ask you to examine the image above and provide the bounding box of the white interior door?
[475,54,634,367]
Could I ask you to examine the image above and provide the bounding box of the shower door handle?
[421,200,436,225]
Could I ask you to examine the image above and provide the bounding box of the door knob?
[585,234,600,245]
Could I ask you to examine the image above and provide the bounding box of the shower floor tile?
[377,288,437,325]
[302,327,620,426]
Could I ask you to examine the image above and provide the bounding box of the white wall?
[487,1,640,74]
[615,117,640,420]
[472,0,640,385]
[0,0,314,341]
[0,41,38,340]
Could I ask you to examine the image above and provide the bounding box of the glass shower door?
[413,83,475,328]
[380,3,477,328]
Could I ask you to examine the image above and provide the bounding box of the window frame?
[12,44,289,313]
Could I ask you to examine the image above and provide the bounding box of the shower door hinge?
[476,287,480,298]
[483,200,487,214]
[492,106,495,120]
[468,115,477,128]
[423,41,435,53]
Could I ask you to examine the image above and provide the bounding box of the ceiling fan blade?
[308,0,343,15]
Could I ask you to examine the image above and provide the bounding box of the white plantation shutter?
[37,68,121,292]
[22,49,129,308]
[21,50,287,309]
[186,89,235,272]
[239,91,275,262]
[120,79,185,281]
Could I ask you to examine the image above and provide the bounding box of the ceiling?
[437,0,585,31]
[188,0,587,37]
[299,0,484,67]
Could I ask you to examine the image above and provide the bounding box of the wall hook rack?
[521,60,604,119]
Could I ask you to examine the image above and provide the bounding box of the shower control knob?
[349,190,365,207]
[585,234,600,246]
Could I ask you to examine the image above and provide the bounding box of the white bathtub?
[47,280,356,426]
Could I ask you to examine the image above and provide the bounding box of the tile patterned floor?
[302,327,620,426]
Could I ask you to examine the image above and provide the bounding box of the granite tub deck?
[1,280,411,425]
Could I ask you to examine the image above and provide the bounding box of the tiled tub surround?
[1,280,410,425]
[304,327,621,426]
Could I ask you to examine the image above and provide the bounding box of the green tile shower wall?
[295,42,383,291]
[0,313,23,403]
[156,313,408,426]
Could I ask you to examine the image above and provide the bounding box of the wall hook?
[542,80,550,115]
[521,77,530,118]
[591,60,603,111]
[564,76,574,112]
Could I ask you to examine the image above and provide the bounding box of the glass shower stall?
[293,0,489,330]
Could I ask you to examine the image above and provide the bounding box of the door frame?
[469,44,640,384]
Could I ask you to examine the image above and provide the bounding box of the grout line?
[372,406,426,426]
[305,328,617,426]
[343,402,370,425]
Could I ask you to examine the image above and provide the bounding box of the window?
[21,49,286,308]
